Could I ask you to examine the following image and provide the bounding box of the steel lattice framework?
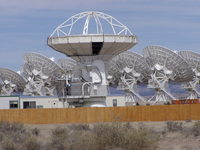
[57,58,77,73]
[179,51,200,99]
[109,51,151,103]
[0,68,26,95]
[50,11,133,37]
[143,45,194,104]
[22,53,64,96]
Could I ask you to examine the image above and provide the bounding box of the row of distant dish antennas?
[0,53,76,97]
[0,52,105,98]
[0,46,200,104]
[109,45,200,104]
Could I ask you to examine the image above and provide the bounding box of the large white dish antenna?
[23,53,64,79]
[22,53,64,96]
[0,68,26,95]
[179,51,200,99]
[57,58,77,73]
[143,45,194,104]
[109,51,151,103]
[144,45,193,82]
[47,11,137,61]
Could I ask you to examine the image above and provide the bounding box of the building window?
[36,105,43,108]
[23,101,36,109]
[9,101,19,109]
[113,99,117,107]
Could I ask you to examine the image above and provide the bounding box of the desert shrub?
[69,130,99,150]
[93,123,125,149]
[185,119,192,123]
[92,123,158,150]
[0,132,4,142]
[0,122,34,150]
[68,124,90,131]
[31,128,40,136]
[51,127,68,139]
[45,127,69,150]
[166,121,183,132]
[24,136,41,150]
[1,138,19,150]
[0,122,29,145]
[191,121,200,136]
[0,121,159,150]
[124,126,158,150]
[123,122,132,129]
[0,122,25,134]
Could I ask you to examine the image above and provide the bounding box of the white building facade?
[0,95,126,109]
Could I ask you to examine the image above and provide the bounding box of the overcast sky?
[0,0,200,71]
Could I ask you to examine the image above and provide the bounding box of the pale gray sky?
[0,0,200,71]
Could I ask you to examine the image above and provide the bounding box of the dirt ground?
[25,121,200,150]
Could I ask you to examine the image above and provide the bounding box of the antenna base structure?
[179,51,200,99]
[109,51,150,105]
[182,79,200,99]
[119,69,145,104]
[147,64,176,104]
[48,11,137,107]
[144,46,193,104]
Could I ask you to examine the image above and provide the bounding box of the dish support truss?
[182,69,200,99]
[0,79,17,95]
[147,64,176,104]
[117,67,145,103]
[109,56,146,104]
[23,69,55,96]
[22,53,64,96]
[50,11,133,37]
[0,68,26,96]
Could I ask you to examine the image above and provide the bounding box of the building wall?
[20,97,66,109]
[0,96,20,109]
[106,96,125,107]
[20,96,125,108]
[0,95,125,109]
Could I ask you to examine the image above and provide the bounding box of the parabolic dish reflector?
[179,51,200,99]
[143,45,193,82]
[47,11,137,61]
[0,68,26,91]
[57,58,77,72]
[179,51,200,71]
[23,53,64,79]
[109,51,151,85]
[109,51,151,102]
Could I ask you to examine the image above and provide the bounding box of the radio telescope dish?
[109,51,151,103]
[48,11,137,62]
[22,53,64,96]
[0,68,26,95]
[179,51,200,99]
[48,11,137,107]
[57,58,77,73]
[143,45,194,104]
